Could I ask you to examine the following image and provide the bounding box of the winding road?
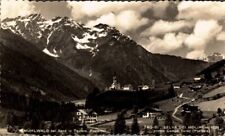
[172,93,195,123]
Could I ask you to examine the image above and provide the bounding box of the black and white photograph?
[0,0,225,135]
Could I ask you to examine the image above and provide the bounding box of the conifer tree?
[152,116,160,136]
[183,112,191,126]
[164,113,174,127]
[190,111,202,126]
[153,116,159,128]
[143,126,149,135]
[80,120,89,135]
[214,115,224,128]
[217,108,223,116]
[131,115,140,135]
[114,113,127,134]
[164,113,174,136]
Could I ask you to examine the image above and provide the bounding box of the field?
[197,97,225,111]
[195,85,225,112]
[155,97,184,112]
[97,116,166,132]
[203,86,225,98]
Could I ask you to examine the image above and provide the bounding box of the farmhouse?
[140,107,162,119]
[181,104,199,115]
[74,109,98,124]
[173,82,181,89]
[122,84,134,91]
[86,110,98,123]
[75,109,87,123]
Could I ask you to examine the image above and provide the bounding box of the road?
[172,93,195,123]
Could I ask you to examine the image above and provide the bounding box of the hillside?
[0,28,95,102]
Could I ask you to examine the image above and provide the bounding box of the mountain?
[0,28,95,101]
[2,14,208,88]
[203,52,225,62]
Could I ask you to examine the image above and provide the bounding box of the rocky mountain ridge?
[2,14,208,89]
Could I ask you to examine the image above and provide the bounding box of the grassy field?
[203,86,225,98]
[97,116,166,132]
[155,97,185,112]
[97,112,119,121]
[194,85,225,112]
[197,97,225,112]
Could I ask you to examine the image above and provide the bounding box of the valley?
[1,14,224,135]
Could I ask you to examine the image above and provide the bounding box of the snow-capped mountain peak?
[203,52,225,62]
[1,14,133,58]
[1,14,208,89]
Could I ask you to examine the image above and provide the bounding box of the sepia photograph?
[0,0,225,135]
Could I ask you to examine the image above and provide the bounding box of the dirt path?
[172,93,194,123]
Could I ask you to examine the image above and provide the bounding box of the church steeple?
[109,75,121,90]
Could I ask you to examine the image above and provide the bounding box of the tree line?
[1,90,80,131]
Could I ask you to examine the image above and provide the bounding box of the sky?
[1,0,225,59]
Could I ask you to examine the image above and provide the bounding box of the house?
[173,84,180,89]
[181,104,199,115]
[193,77,202,82]
[138,85,152,90]
[85,111,98,124]
[142,112,161,119]
[143,80,155,90]
[141,107,162,119]
[189,84,202,91]
[75,109,87,123]
[74,109,98,124]
[142,85,150,90]
[122,84,134,91]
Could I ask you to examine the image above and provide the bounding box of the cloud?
[116,10,149,32]
[142,32,188,53]
[142,20,193,36]
[67,1,153,20]
[1,0,35,20]
[87,10,149,32]
[184,20,222,50]
[150,1,170,18]
[87,13,117,27]
[186,50,206,60]
[2,1,225,59]
[216,31,225,41]
[67,1,170,32]
[177,2,225,20]
[184,20,222,59]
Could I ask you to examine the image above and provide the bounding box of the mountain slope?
[0,28,95,101]
[2,14,208,88]
[150,53,208,81]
